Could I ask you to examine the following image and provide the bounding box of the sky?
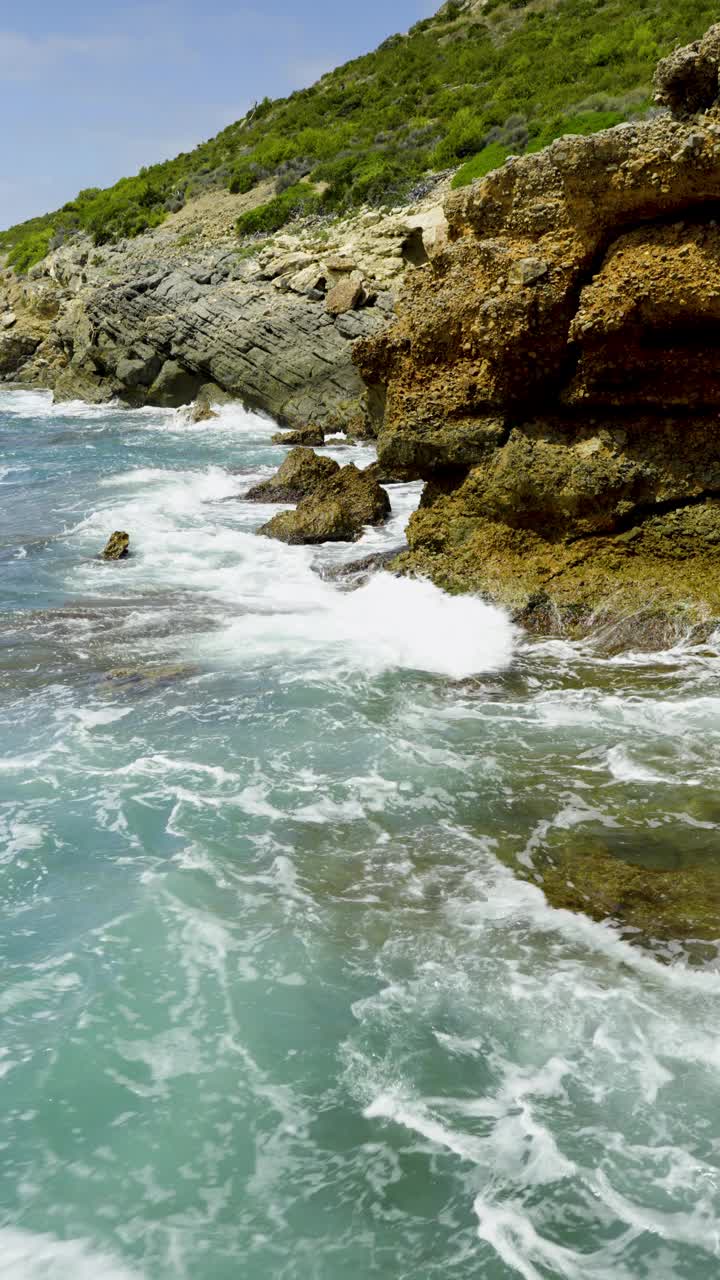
[1,1,439,228]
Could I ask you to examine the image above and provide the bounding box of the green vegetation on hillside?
[2,0,718,270]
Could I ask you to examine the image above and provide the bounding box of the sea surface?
[1,388,719,1279]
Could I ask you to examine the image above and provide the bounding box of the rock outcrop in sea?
[357,26,720,633]
[257,459,391,544]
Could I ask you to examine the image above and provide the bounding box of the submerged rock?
[525,836,720,961]
[355,25,720,632]
[246,447,339,502]
[101,531,130,560]
[258,463,391,544]
[103,664,196,692]
[321,545,408,583]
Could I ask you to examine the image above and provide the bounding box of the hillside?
[2,0,719,273]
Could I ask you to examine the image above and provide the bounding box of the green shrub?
[527,108,630,151]
[452,142,513,187]
[7,228,53,273]
[432,107,489,166]
[228,162,257,195]
[236,183,322,237]
[2,0,719,263]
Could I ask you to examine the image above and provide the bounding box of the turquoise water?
[2,388,720,1279]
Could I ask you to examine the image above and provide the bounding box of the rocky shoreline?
[0,185,447,437]
[354,28,720,637]
[6,30,720,645]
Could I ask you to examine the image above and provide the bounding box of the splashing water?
[1,390,720,1279]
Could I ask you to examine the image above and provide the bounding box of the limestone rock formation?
[245,447,339,503]
[1,186,447,437]
[654,24,720,117]
[258,464,390,544]
[326,273,365,316]
[356,26,720,633]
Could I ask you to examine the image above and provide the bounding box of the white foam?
[472,1201,612,1280]
[205,573,516,678]
[0,1228,143,1280]
[605,745,676,785]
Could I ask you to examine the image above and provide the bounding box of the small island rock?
[258,463,390,544]
[102,531,130,560]
[246,447,339,502]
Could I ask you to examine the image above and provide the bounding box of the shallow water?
[1,390,719,1279]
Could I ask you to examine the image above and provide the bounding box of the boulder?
[193,382,233,414]
[191,402,219,422]
[101,531,129,560]
[270,425,325,447]
[116,352,162,389]
[326,273,365,316]
[145,359,204,408]
[325,256,356,273]
[258,463,391,544]
[1,311,17,329]
[246,447,339,502]
[654,23,720,116]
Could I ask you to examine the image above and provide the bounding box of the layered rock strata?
[356,28,720,631]
[1,190,447,436]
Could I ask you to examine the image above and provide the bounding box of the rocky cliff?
[357,27,720,635]
[0,189,447,435]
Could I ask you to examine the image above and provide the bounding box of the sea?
[1,387,719,1279]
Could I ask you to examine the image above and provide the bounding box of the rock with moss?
[101,531,130,560]
[521,834,720,960]
[355,27,720,633]
[271,425,325,447]
[246,447,340,502]
[145,359,204,408]
[258,464,391,544]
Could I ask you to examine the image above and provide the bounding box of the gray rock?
[146,360,204,408]
[0,332,40,376]
[115,353,161,389]
[654,23,720,116]
[194,381,234,410]
[1,311,17,329]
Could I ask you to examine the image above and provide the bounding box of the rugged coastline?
[0,186,447,436]
[357,26,720,635]
[5,32,720,646]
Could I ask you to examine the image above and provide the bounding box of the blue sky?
[1,1,437,227]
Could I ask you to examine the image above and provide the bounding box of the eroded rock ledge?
[356,26,720,633]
